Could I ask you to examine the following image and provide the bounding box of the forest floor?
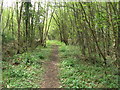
[2,40,119,88]
[41,45,60,88]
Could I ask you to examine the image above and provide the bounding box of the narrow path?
[41,45,60,88]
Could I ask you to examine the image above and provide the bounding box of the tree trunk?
[17,2,23,54]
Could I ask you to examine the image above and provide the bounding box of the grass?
[58,43,119,88]
[46,40,65,46]
[2,45,51,88]
[2,40,119,88]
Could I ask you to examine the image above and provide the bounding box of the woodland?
[0,0,120,88]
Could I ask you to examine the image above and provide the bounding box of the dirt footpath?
[41,45,60,88]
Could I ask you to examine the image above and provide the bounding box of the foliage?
[1,0,119,88]
[59,44,119,88]
[2,46,51,88]
[46,40,65,46]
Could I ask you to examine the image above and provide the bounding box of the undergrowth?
[59,44,119,88]
[2,45,51,88]
[2,40,119,88]
[46,40,65,46]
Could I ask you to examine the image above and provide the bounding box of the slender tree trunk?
[17,2,23,54]
[117,1,120,76]
[79,2,107,65]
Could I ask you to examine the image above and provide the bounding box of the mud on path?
[41,45,60,88]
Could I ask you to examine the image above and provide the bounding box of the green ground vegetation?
[58,41,119,88]
[2,45,51,88]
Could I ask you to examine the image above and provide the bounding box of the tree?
[16,2,24,54]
